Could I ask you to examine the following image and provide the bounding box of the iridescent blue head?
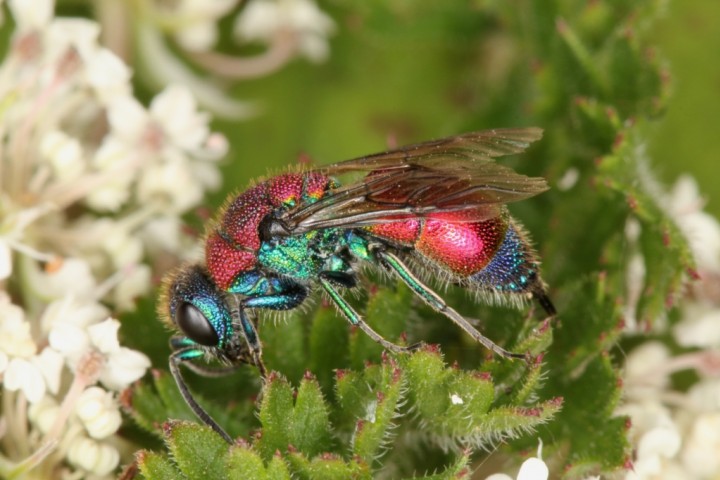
[159,264,253,364]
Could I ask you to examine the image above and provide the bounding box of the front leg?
[241,278,308,310]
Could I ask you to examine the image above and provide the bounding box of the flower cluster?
[96,0,335,119]
[0,1,227,477]
[618,176,720,479]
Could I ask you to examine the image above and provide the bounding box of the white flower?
[149,85,210,151]
[171,0,237,51]
[0,292,37,358]
[147,0,237,51]
[486,458,549,480]
[633,425,681,477]
[35,347,64,395]
[26,257,98,302]
[40,130,86,182]
[664,175,720,273]
[67,435,120,476]
[41,296,110,333]
[108,84,214,156]
[485,440,549,480]
[618,399,682,479]
[83,137,135,212]
[76,218,144,270]
[44,18,101,64]
[680,412,720,477]
[28,395,62,434]
[516,458,549,480]
[88,318,150,390]
[0,3,223,475]
[556,167,579,191]
[673,302,720,349]
[103,84,224,213]
[686,378,720,412]
[8,0,53,31]
[136,159,205,213]
[75,386,122,439]
[49,317,150,391]
[83,47,131,102]
[4,358,47,403]
[234,0,335,62]
[112,264,151,311]
[0,203,55,281]
[139,215,186,256]
[623,341,671,401]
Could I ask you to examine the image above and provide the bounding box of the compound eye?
[175,303,219,346]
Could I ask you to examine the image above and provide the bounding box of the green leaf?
[309,305,350,391]
[262,311,308,384]
[350,357,404,465]
[402,347,558,446]
[291,374,333,455]
[122,370,196,437]
[256,374,296,459]
[136,450,183,480]
[123,369,254,440]
[164,421,230,480]
[226,444,292,480]
[286,451,370,480]
[405,451,471,480]
[256,373,332,460]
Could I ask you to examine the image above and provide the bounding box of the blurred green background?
[205,1,720,218]
[651,1,720,217]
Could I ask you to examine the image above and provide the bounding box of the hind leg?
[376,250,527,361]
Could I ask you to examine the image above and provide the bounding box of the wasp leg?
[169,347,234,444]
[237,280,310,378]
[376,250,527,361]
[319,276,421,353]
[242,280,308,310]
[170,338,240,377]
[226,297,268,379]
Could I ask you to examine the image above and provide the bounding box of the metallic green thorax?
[258,227,371,280]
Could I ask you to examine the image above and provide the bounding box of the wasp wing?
[281,128,548,233]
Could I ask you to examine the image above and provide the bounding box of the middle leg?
[319,275,421,354]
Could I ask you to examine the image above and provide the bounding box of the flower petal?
[100,347,150,391]
[4,358,47,403]
[33,348,65,395]
[517,457,549,480]
[75,386,122,439]
[67,436,120,476]
[87,318,120,354]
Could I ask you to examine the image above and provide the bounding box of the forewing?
[321,127,544,173]
[281,128,547,233]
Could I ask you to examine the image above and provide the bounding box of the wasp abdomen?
[367,215,541,296]
[469,222,541,295]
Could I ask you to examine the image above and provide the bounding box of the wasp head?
[158,264,237,354]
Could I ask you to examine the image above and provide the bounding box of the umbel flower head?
[0,0,228,478]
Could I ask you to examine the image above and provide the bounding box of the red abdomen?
[205,172,332,290]
[366,213,508,277]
